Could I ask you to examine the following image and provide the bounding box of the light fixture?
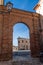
[6,2,13,12]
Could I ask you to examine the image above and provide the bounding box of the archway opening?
[12,23,31,60]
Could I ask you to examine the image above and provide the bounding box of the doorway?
[12,23,31,60]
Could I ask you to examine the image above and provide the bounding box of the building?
[18,37,30,50]
[34,0,43,52]
[0,0,43,60]
[13,46,18,51]
[34,0,43,31]
[34,0,43,15]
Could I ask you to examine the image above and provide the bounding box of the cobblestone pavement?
[0,51,43,65]
[0,59,43,65]
[0,61,12,65]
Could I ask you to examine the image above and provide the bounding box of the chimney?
[0,0,4,5]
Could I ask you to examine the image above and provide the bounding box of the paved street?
[12,50,42,65]
[13,50,31,61]
[0,50,43,65]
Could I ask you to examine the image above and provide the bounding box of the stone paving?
[0,59,43,65]
[0,61,12,65]
[0,51,43,65]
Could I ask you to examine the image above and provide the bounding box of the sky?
[4,0,39,46]
[13,23,30,46]
[4,0,39,12]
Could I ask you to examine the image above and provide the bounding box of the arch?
[13,21,30,29]
[0,8,40,60]
[12,21,31,39]
[13,22,30,51]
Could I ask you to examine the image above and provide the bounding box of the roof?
[17,37,29,40]
[34,0,40,10]
[34,4,40,10]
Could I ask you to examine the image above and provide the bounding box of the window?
[18,41,20,43]
[22,40,24,43]
[26,41,27,43]
[26,45,28,50]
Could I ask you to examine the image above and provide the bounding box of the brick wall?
[0,6,41,60]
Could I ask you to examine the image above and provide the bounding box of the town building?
[34,0,43,15]
[18,37,30,50]
[34,0,43,52]
[13,46,18,51]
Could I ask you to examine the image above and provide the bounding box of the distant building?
[13,46,18,51]
[34,0,43,51]
[18,37,30,50]
[34,0,43,15]
[34,0,43,32]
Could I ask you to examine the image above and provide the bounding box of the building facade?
[0,0,43,60]
[18,38,30,50]
[34,0,43,15]
[34,0,43,53]
[13,46,18,51]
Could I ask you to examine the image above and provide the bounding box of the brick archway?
[0,7,40,60]
[13,22,30,51]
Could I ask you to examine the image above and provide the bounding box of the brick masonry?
[0,5,42,60]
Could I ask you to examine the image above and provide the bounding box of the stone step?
[0,58,42,65]
[12,61,32,65]
[13,51,31,56]
[12,60,41,65]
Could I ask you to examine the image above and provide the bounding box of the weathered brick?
[0,5,42,60]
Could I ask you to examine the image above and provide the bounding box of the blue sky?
[4,0,39,12]
[13,23,30,46]
[4,0,39,46]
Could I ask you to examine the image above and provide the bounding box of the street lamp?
[6,2,13,12]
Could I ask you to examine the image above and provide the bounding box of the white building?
[34,0,43,15]
[18,37,30,50]
[34,0,43,49]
